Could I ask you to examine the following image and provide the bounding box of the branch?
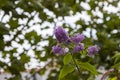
[101,69,114,80]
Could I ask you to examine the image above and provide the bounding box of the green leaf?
[78,62,98,75]
[112,62,120,69]
[108,77,117,80]
[25,31,41,44]
[8,18,18,30]
[63,53,72,65]
[59,65,75,79]
[9,58,25,74]
[0,23,9,34]
[81,50,87,55]
[0,35,5,51]
[20,53,30,63]
[112,52,120,63]
[0,1,8,8]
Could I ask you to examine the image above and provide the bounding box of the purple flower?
[73,43,84,53]
[71,33,84,43]
[54,26,69,43]
[52,45,66,55]
[87,46,99,55]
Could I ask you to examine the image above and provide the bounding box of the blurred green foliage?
[0,0,120,80]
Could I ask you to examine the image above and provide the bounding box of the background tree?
[0,0,120,80]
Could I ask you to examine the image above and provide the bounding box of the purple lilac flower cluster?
[52,26,99,55]
[87,45,100,55]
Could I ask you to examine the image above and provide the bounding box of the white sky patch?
[98,2,104,7]
[86,0,90,2]
[2,15,10,23]
[25,24,41,35]
[27,58,40,69]
[0,53,10,63]
[80,2,91,10]
[92,29,97,39]
[41,28,54,37]
[4,46,13,51]
[103,4,120,13]
[11,41,21,48]
[44,8,56,18]
[92,7,103,18]
[64,15,79,24]
[23,12,31,18]
[18,34,25,40]
[96,18,103,23]
[64,11,91,28]
[57,16,63,21]
[38,41,49,47]
[22,40,31,50]
[83,28,97,39]
[28,13,41,26]
[17,46,24,53]
[118,1,120,8]
[27,49,35,58]
[108,0,114,2]
[55,3,59,8]
[40,21,54,28]
[83,28,91,38]
[19,18,28,25]
[111,29,118,34]
[0,10,4,20]
[15,7,24,15]
[0,10,11,23]
[25,22,54,38]
[3,35,13,42]
[79,11,91,22]
[41,51,46,57]
[54,18,64,26]
[36,46,44,51]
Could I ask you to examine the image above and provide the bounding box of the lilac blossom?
[71,33,84,43]
[54,26,69,43]
[87,46,99,55]
[52,45,66,55]
[73,43,84,53]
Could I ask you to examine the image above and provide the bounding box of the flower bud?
[54,26,69,43]
[52,45,66,55]
[71,33,84,43]
[87,45,99,55]
[73,43,84,53]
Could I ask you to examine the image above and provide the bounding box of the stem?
[70,52,81,75]
[73,57,81,74]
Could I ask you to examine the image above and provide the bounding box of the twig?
[27,61,52,79]
[70,52,81,75]
[101,69,114,80]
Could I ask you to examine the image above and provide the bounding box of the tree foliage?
[0,0,120,80]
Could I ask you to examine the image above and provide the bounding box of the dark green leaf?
[0,23,9,34]
[78,62,98,75]
[112,62,120,69]
[8,18,18,30]
[59,65,75,79]
[20,53,30,63]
